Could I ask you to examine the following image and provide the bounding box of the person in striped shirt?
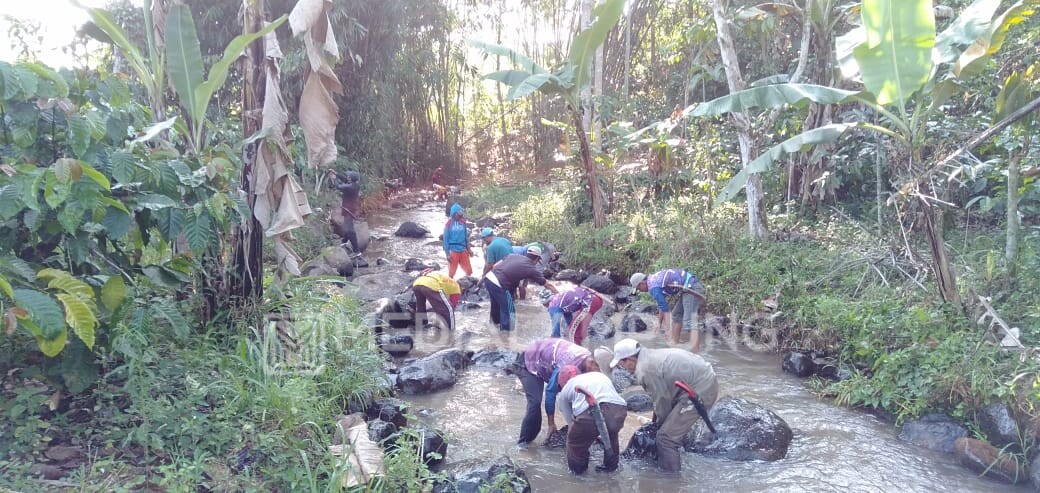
[630,269,707,351]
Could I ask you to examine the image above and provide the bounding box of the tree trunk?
[232,0,265,306]
[922,202,959,306]
[711,0,767,238]
[580,0,594,137]
[572,109,606,227]
[1006,132,1029,280]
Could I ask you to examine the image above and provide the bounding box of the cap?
[558,365,581,388]
[629,272,647,287]
[610,338,641,368]
[480,227,494,237]
[526,245,543,257]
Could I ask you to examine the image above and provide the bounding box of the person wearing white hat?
[610,338,718,473]
[629,269,707,351]
[484,247,558,331]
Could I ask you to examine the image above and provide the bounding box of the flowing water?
[353,199,1023,492]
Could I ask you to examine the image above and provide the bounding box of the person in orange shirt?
[412,269,462,330]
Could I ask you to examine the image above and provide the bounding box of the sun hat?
[610,338,641,368]
[526,245,543,257]
[629,272,647,287]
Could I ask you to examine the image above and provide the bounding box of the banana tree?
[468,0,626,228]
[689,0,1037,307]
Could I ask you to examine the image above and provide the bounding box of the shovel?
[574,386,618,467]
[674,380,716,435]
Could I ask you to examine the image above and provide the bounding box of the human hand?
[547,424,558,437]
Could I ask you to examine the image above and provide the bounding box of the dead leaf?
[289,0,326,36]
[47,390,62,411]
[4,308,19,336]
[0,164,16,176]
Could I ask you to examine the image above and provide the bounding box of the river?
[353,198,1023,492]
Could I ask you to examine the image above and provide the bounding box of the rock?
[385,428,448,466]
[897,413,967,453]
[614,286,634,304]
[781,351,815,378]
[429,348,473,371]
[404,258,440,272]
[321,246,357,275]
[620,313,648,333]
[301,262,340,277]
[581,274,618,294]
[376,257,390,266]
[346,391,375,415]
[395,221,431,238]
[598,299,617,318]
[29,463,65,480]
[978,403,1021,452]
[471,349,521,373]
[366,398,409,427]
[398,353,460,394]
[350,272,414,302]
[473,216,498,229]
[703,315,729,335]
[353,256,370,268]
[368,419,398,443]
[554,269,588,285]
[625,302,658,314]
[622,423,660,460]
[376,334,414,356]
[43,445,86,462]
[432,456,532,493]
[953,437,1028,484]
[587,312,616,340]
[1030,453,1040,490]
[812,356,839,380]
[684,397,793,461]
[545,425,569,449]
[624,392,653,412]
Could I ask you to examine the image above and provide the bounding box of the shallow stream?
[351,199,1022,492]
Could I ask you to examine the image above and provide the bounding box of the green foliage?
[852,0,935,109]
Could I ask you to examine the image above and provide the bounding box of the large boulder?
[429,348,473,371]
[581,274,619,295]
[366,398,409,428]
[554,269,588,285]
[622,423,660,460]
[811,356,840,380]
[620,313,648,333]
[624,392,653,413]
[587,312,616,340]
[978,403,1021,452]
[432,456,532,493]
[897,413,967,453]
[684,397,793,461]
[376,334,414,357]
[613,286,634,304]
[781,351,815,378]
[384,428,448,466]
[953,437,1028,485]
[471,349,521,373]
[398,357,458,395]
[395,221,430,238]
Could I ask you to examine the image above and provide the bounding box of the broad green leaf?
[38,268,95,301]
[132,116,179,144]
[690,84,860,117]
[183,209,213,253]
[110,151,139,184]
[22,63,68,98]
[568,0,626,93]
[67,113,92,158]
[44,174,70,208]
[100,276,127,312]
[955,1,1037,77]
[0,274,12,299]
[57,203,85,234]
[55,293,96,350]
[484,70,535,87]
[141,265,185,289]
[0,185,22,220]
[933,0,1001,65]
[505,73,565,101]
[995,68,1035,125]
[53,158,82,184]
[13,288,65,340]
[466,39,547,75]
[152,300,189,340]
[101,206,131,239]
[35,327,67,357]
[192,17,286,134]
[716,123,863,204]
[59,338,99,394]
[1,257,36,282]
[82,8,156,95]
[165,4,205,125]
[135,193,178,211]
[852,0,935,107]
[78,162,111,191]
[9,65,39,100]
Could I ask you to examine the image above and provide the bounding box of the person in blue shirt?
[480,227,513,276]
[630,269,707,351]
[442,203,473,278]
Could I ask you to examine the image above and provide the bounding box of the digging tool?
[574,386,618,467]
[674,380,716,435]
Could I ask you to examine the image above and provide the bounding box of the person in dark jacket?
[442,203,473,278]
[516,338,599,449]
[328,169,362,253]
[485,246,558,331]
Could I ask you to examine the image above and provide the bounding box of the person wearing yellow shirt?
[412,270,462,330]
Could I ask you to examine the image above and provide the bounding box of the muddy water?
[356,200,1021,492]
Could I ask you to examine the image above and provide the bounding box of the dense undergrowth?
[466,179,1040,429]
[0,280,440,492]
